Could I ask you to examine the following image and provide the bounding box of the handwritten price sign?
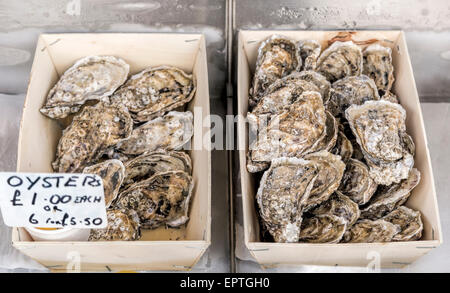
[0,172,107,228]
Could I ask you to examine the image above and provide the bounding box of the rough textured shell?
[342,219,400,243]
[383,206,423,241]
[317,41,363,82]
[256,157,319,243]
[52,102,133,173]
[331,130,353,163]
[297,40,321,71]
[363,44,395,97]
[40,56,129,119]
[116,111,193,155]
[294,71,331,103]
[310,191,360,227]
[299,214,347,243]
[309,111,338,154]
[339,158,378,205]
[246,151,270,173]
[110,66,196,123]
[115,171,193,229]
[381,91,399,104]
[83,159,125,208]
[89,208,141,241]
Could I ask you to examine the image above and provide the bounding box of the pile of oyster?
[248,35,423,243]
[40,56,196,241]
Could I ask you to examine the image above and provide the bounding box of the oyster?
[297,40,321,71]
[361,168,420,220]
[88,208,141,241]
[317,41,363,83]
[123,150,192,188]
[345,100,414,185]
[383,206,423,241]
[342,219,400,243]
[309,191,360,227]
[83,159,125,208]
[382,91,399,104]
[52,102,133,173]
[116,171,193,229]
[304,151,345,210]
[299,214,347,243]
[249,35,299,108]
[309,111,338,153]
[256,157,319,242]
[40,56,129,119]
[363,44,395,97]
[339,158,377,205]
[116,111,193,156]
[331,130,353,163]
[327,75,380,118]
[110,66,195,123]
[294,71,331,104]
[246,151,270,173]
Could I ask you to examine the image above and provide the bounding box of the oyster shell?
[52,102,133,173]
[303,151,345,210]
[382,206,423,241]
[83,159,125,208]
[89,208,141,241]
[116,111,193,156]
[342,219,400,243]
[246,151,270,173]
[294,71,331,104]
[339,158,378,205]
[309,191,360,227]
[361,168,421,220]
[297,40,321,71]
[345,100,415,185]
[110,66,195,123]
[310,111,338,153]
[123,150,192,188]
[327,75,380,118]
[299,214,347,243]
[331,130,353,163]
[116,171,193,229]
[382,91,399,104]
[256,157,319,242]
[40,56,129,119]
[317,41,363,83]
[363,44,395,97]
[249,35,300,108]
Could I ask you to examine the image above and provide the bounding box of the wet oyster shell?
[361,168,420,220]
[89,208,141,241]
[363,44,395,97]
[83,159,125,208]
[299,214,347,243]
[339,158,378,205]
[41,56,129,119]
[342,219,400,243]
[116,111,193,156]
[294,71,331,104]
[110,66,195,123]
[327,75,380,118]
[256,157,319,243]
[297,40,321,71]
[52,102,133,173]
[382,206,423,241]
[331,130,353,163]
[345,100,414,185]
[250,35,300,108]
[310,191,360,227]
[317,41,363,83]
[304,151,345,210]
[116,171,193,229]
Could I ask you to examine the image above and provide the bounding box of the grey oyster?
[256,157,319,242]
[110,66,195,123]
[89,208,141,241]
[52,102,133,173]
[41,56,129,119]
[317,41,363,83]
[331,130,353,163]
[116,111,193,156]
[116,171,194,229]
[345,100,415,185]
[83,159,125,208]
[304,151,346,210]
[299,214,347,243]
[297,40,321,71]
[339,158,378,205]
[342,219,400,243]
[122,150,192,188]
[294,71,331,104]
[249,35,300,108]
[361,168,421,220]
[382,206,423,241]
[363,44,395,98]
[327,75,380,118]
[310,191,360,227]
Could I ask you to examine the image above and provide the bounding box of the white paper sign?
[0,172,107,229]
